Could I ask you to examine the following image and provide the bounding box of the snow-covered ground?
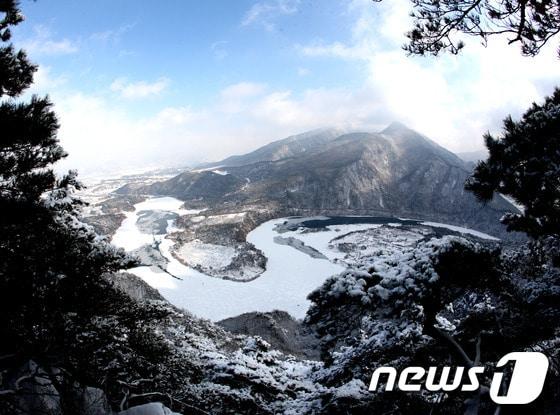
[111,197,200,251]
[420,221,500,241]
[280,223,400,262]
[78,171,179,206]
[190,212,247,226]
[111,197,500,321]
[111,197,347,320]
[212,169,229,176]
[175,241,237,269]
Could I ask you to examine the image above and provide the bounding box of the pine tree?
[306,234,560,414]
[465,89,560,238]
[0,2,177,413]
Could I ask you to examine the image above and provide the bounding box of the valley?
[80,124,514,322]
[100,194,500,321]
[46,123,548,414]
[4,1,558,411]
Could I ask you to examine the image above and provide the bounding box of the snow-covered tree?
[305,234,560,414]
[465,89,560,238]
[0,2,185,413]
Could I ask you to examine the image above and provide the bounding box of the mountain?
[197,127,347,169]
[457,149,489,163]
[118,123,519,238]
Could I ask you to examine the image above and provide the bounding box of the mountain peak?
[381,121,412,134]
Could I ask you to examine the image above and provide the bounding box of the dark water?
[277,216,498,242]
[298,216,420,229]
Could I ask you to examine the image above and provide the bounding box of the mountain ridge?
[198,127,347,169]
[118,123,520,239]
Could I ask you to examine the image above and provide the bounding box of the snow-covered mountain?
[118,123,519,238]
[197,127,347,169]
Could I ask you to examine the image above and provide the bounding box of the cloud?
[297,41,365,59]
[297,0,559,152]
[221,82,266,99]
[90,23,136,44]
[29,66,68,92]
[241,0,299,31]
[44,0,560,176]
[51,79,389,176]
[53,92,203,177]
[219,82,267,113]
[248,87,388,130]
[21,25,78,56]
[110,77,170,99]
[150,106,195,126]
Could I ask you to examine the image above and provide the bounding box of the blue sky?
[16,1,361,108]
[11,0,560,176]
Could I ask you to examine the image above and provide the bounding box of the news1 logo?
[369,352,549,404]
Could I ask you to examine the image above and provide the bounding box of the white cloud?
[241,0,299,31]
[51,79,388,176]
[90,23,135,43]
[221,82,266,99]
[219,82,267,113]
[297,41,365,59]
[110,77,170,99]
[54,92,203,176]
[29,66,68,92]
[21,25,78,56]
[45,0,560,176]
[150,107,195,126]
[249,87,387,130]
[298,0,559,152]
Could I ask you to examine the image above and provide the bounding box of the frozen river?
[111,197,498,321]
[111,197,346,321]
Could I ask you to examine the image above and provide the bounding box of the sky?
[11,0,560,177]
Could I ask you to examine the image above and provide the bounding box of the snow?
[499,193,524,213]
[118,403,181,415]
[333,379,369,399]
[159,218,344,321]
[280,223,385,262]
[199,212,247,225]
[111,197,200,252]
[175,240,236,269]
[125,266,178,289]
[212,169,229,176]
[111,197,500,321]
[111,197,345,320]
[188,215,207,223]
[420,221,500,241]
[191,165,224,173]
